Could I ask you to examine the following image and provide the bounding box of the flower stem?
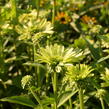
[10,0,17,23]
[36,0,40,19]
[0,36,4,74]
[29,87,43,109]
[52,72,57,109]
[33,44,35,62]
[79,87,84,109]
[100,97,105,109]
[69,98,73,109]
[52,0,56,25]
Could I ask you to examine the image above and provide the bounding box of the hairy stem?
[69,98,73,109]
[79,87,84,109]
[52,0,56,25]
[0,36,4,74]
[33,44,35,62]
[29,87,43,109]
[35,0,40,19]
[100,97,105,109]
[10,0,17,22]
[33,44,38,87]
[52,72,57,109]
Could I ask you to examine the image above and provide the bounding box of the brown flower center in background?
[60,17,66,22]
[55,12,71,24]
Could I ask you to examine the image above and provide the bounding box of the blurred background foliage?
[0,0,109,109]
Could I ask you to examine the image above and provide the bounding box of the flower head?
[55,12,71,24]
[36,44,84,69]
[95,89,106,98]
[101,68,109,87]
[21,75,33,89]
[65,64,93,81]
[81,15,97,25]
[99,34,109,48]
[64,64,93,88]
[16,10,53,43]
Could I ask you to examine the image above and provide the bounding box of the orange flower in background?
[103,1,109,6]
[55,12,71,24]
[81,15,97,24]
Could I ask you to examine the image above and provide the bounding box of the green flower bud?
[21,75,33,89]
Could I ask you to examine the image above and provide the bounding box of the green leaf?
[0,95,37,108]
[23,62,45,69]
[41,97,55,105]
[34,105,50,109]
[84,37,101,60]
[57,90,77,108]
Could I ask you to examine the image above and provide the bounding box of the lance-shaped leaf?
[0,95,37,108]
[57,90,78,108]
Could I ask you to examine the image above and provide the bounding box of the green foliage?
[0,95,37,108]
[57,90,78,108]
[1,0,109,109]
